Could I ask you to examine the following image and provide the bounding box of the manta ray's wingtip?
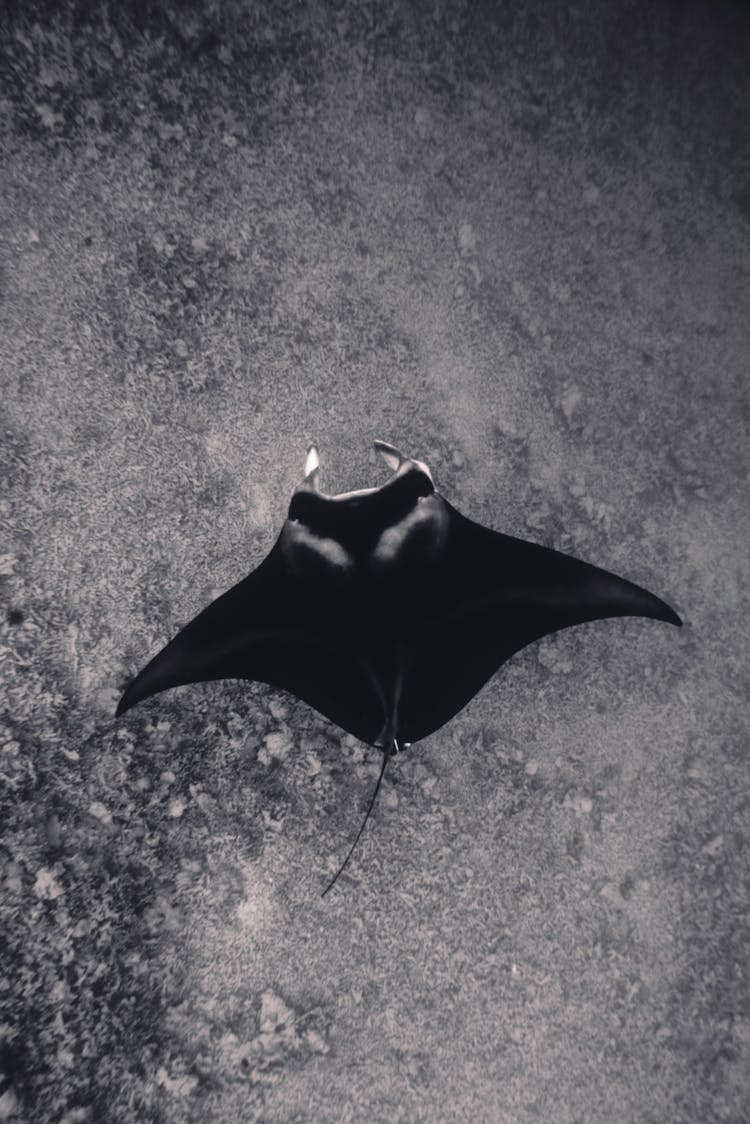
[114,694,130,718]
[115,684,137,717]
[115,670,155,717]
[644,594,682,628]
[663,605,683,628]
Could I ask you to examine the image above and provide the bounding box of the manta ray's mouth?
[303,440,434,502]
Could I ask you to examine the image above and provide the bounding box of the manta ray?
[117,441,681,892]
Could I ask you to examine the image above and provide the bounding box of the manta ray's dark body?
[117,441,681,890]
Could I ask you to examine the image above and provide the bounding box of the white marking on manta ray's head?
[303,444,321,492]
[373,502,442,564]
[287,522,354,572]
[302,441,434,501]
[374,440,434,485]
[304,444,320,476]
[373,440,404,473]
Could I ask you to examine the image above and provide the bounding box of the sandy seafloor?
[0,2,748,1121]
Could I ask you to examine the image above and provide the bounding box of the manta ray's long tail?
[321,739,395,897]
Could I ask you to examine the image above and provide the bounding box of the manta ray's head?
[299,439,434,501]
[284,441,446,573]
